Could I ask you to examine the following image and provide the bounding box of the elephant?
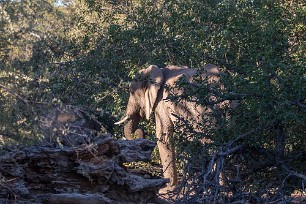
[115,64,233,191]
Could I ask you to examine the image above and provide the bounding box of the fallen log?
[0,134,168,203]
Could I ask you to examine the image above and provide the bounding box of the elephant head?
[115,65,164,140]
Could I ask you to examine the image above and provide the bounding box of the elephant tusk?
[114,115,130,125]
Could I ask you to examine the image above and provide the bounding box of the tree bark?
[0,134,168,203]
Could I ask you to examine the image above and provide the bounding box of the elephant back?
[162,65,196,87]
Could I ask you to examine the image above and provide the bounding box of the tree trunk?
[0,134,168,203]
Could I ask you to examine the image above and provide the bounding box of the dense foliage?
[0,0,305,202]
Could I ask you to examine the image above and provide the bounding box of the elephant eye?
[130,88,134,94]
[130,82,138,94]
[130,86,137,94]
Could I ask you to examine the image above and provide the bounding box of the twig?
[227,126,261,147]
[0,178,17,200]
[281,165,306,180]
[290,98,306,109]
[217,145,243,157]
[0,83,28,104]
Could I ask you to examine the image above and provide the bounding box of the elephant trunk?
[123,113,141,140]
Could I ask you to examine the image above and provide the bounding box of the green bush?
[0,0,305,202]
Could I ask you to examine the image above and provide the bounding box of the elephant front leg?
[155,115,178,192]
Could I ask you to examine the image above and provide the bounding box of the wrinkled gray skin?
[116,64,232,191]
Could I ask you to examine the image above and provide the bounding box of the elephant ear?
[143,65,164,120]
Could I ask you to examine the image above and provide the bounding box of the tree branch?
[0,83,28,104]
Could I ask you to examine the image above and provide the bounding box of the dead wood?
[0,135,168,203]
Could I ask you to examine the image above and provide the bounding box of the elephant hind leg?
[157,139,178,189]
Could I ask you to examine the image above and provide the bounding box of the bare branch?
[281,165,306,180]
[290,99,306,109]
[0,83,28,104]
